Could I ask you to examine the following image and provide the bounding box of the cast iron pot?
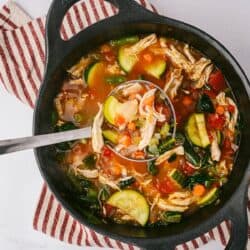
[33,0,250,249]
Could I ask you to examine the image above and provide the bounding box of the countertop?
[0,0,249,249]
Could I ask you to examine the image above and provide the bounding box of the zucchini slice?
[186,113,210,148]
[107,190,149,226]
[197,187,219,207]
[144,59,166,79]
[168,168,186,188]
[195,114,210,148]
[84,62,103,87]
[103,96,119,125]
[102,130,119,144]
[118,46,138,73]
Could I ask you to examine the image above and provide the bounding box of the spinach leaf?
[197,94,215,113]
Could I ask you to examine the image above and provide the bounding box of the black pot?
[33,0,250,249]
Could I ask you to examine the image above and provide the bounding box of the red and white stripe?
[0,0,248,249]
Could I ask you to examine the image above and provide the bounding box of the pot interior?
[34,21,250,240]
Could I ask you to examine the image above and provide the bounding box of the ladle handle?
[0,127,91,155]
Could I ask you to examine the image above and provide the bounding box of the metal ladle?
[0,80,176,162]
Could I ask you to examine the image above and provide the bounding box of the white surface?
[0,0,249,249]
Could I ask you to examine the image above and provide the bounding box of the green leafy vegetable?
[197,94,215,113]
[147,160,159,176]
[83,154,97,169]
[110,36,139,47]
[119,177,136,189]
[168,153,177,163]
[105,75,127,85]
[162,211,182,223]
[184,139,201,166]
[185,173,214,189]
[159,137,175,154]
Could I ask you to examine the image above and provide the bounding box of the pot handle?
[45,0,152,69]
[225,178,249,250]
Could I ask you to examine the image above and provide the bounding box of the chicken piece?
[168,191,195,206]
[107,61,125,75]
[68,57,91,78]
[194,64,213,89]
[99,175,120,190]
[216,160,229,177]
[54,92,88,122]
[74,168,99,179]
[226,97,238,133]
[122,83,143,96]
[189,57,212,81]
[138,113,157,150]
[163,68,183,99]
[157,199,189,212]
[92,103,104,153]
[159,37,167,48]
[139,88,166,121]
[125,34,157,55]
[211,132,221,162]
[155,146,184,165]
[165,44,192,72]
[183,45,196,63]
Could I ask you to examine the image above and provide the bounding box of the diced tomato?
[228,104,235,113]
[207,113,226,130]
[222,137,234,157]
[182,162,195,176]
[154,177,177,195]
[105,204,115,216]
[103,146,112,157]
[208,70,227,94]
[204,89,217,99]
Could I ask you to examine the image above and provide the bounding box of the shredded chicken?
[189,58,212,81]
[164,68,183,99]
[165,44,192,72]
[183,45,196,63]
[68,57,91,78]
[168,191,195,206]
[155,146,184,165]
[216,160,229,177]
[194,64,213,89]
[138,113,157,150]
[74,169,99,179]
[139,88,166,121]
[216,93,239,134]
[125,34,157,55]
[211,132,221,162]
[157,199,188,212]
[226,97,238,133]
[92,103,104,153]
[107,61,125,75]
[122,83,143,96]
[99,175,120,190]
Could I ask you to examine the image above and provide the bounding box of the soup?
[53,34,240,226]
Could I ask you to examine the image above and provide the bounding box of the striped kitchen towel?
[0,0,249,249]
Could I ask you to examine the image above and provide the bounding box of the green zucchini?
[103,96,120,125]
[186,113,210,148]
[102,130,119,144]
[110,36,139,47]
[162,211,182,223]
[84,62,103,87]
[118,46,138,72]
[144,59,167,79]
[197,187,219,207]
[168,168,186,188]
[107,190,149,226]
